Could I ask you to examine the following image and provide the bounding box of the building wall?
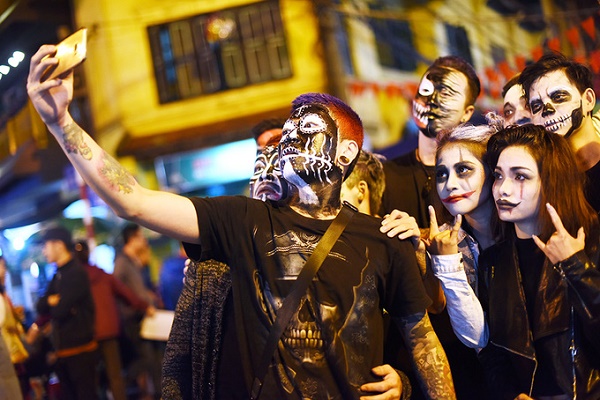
[341,0,547,150]
[72,0,328,154]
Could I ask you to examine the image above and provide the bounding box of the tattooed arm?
[27,45,199,243]
[393,312,456,400]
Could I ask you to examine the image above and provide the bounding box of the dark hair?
[430,55,481,106]
[251,118,285,143]
[501,73,521,99]
[519,52,593,100]
[485,124,598,244]
[343,150,386,214]
[121,223,140,245]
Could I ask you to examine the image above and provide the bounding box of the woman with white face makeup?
[478,124,600,400]
[422,121,499,353]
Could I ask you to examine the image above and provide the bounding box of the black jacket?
[478,235,600,399]
[37,258,95,351]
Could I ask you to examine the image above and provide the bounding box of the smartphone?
[41,28,87,81]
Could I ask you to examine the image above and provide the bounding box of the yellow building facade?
[72,0,329,159]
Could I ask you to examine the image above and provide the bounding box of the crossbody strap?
[250,203,356,399]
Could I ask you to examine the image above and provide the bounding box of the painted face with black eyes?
[249,144,286,201]
[435,144,491,217]
[528,70,584,137]
[413,66,471,138]
[279,103,342,194]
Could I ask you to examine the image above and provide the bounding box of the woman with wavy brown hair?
[478,124,600,400]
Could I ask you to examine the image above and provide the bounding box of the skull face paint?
[280,104,342,198]
[249,144,286,201]
[412,66,471,138]
[529,70,585,137]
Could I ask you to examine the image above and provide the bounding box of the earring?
[340,155,350,164]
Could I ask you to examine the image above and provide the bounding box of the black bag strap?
[250,203,356,399]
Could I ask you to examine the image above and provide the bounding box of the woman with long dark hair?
[478,124,600,399]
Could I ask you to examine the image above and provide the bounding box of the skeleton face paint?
[529,70,585,137]
[412,66,471,138]
[249,144,286,201]
[279,104,342,193]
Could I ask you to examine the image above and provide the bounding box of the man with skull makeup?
[27,42,454,399]
[379,56,487,400]
[165,120,410,399]
[380,55,481,227]
[162,119,287,399]
[520,52,600,213]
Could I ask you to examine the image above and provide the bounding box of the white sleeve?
[431,253,488,349]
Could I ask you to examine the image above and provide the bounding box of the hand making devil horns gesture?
[426,205,462,256]
[532,203,586,265]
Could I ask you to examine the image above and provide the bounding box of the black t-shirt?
[380,149,448,228]
[190,196,430,399]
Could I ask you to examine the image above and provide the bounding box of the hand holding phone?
[41,28,87,81]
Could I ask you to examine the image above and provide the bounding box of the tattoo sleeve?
[99,152,136,194]
[394,312,456,400]
[63,122,92,160]
[62,122,136,194]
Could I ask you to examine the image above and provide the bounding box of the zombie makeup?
[279,103,342,194]
[412,66,471,138]
[249,144,286,201]
[503,84,532,126]
[492,146,542,237]
[435,144,491,217]
[529,70,586,138]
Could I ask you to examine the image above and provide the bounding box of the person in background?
[251,118,286,151]
[113,224,161,400]
[36,227,98,400]
[479,124,600,399]
[158,244,186,311]
[0,255,24,400]
[501,74,532,127]
[519,52,600,213]
[340,150,386,218]
[22,314,55,400]
[381,55,481,227]
[74,240,153,400]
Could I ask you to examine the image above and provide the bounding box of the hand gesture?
[426,205,461,256]
[532,203,585,265]
[359,364,402,400]
[26,45,74,128]
[380,209,421,249]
